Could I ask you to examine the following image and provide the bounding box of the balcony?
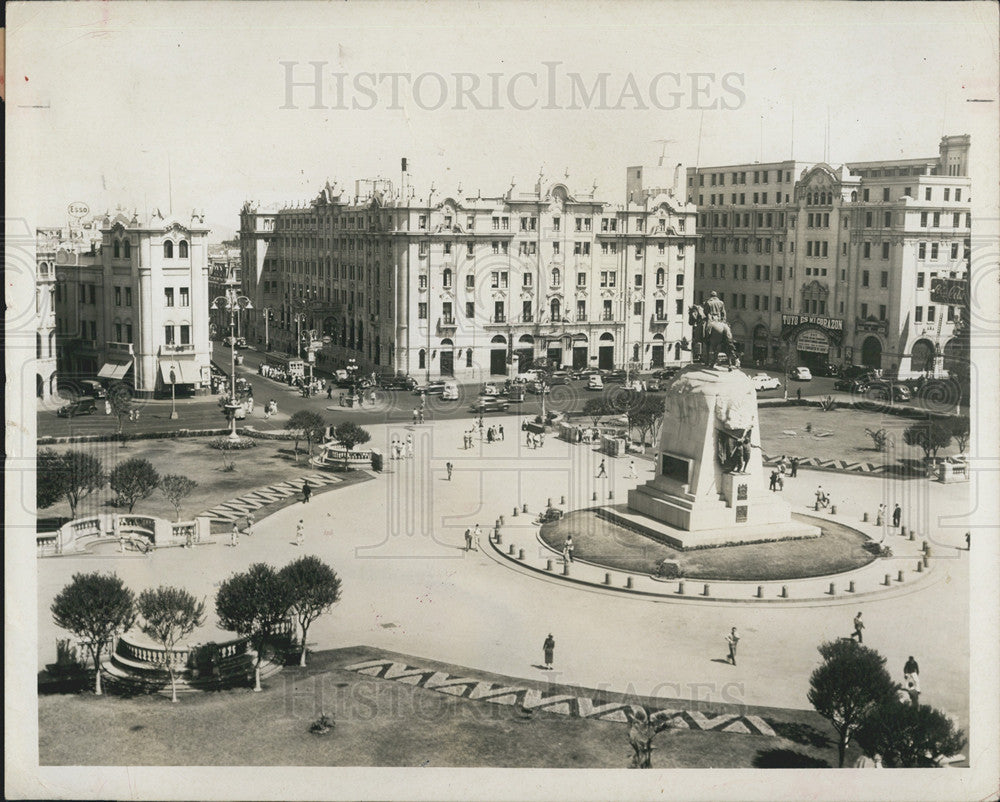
[160,343,196,355]
[650,313,669,327]
[600,312,616,322]
[484,315,508,327]
[436,316,457,333]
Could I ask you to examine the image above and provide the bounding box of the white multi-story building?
[687,135,971,377]
[239,170,697,381]
[52,209,213,397]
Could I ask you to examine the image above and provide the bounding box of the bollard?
[756,585,763,598]
[908,531,915,541]
[518,548,525,560]
[922,540,928,553]
[508,544,516,556]
[884,573,891,586]
[609,490,614,500]
[917,561,923,573]
[897,570,905,582]
[814,502,820,511]
[829,582,836,595]
[848,581,855,593]
[625,576,634,589]
[900,526,907,538]
[678,581,686,595]
[703,583,711,597]
[604,573,612,585]
[545,559,553,571]
[495,532,503,545]
[592,491,598,501]
[561,495,566,505]
[780,585,788,598]
[513,507,518,517]
[499,515,505,526]
[522,503,528,513]
[862,512,869,523]
[562,562,570,576]
[831,505,838,515]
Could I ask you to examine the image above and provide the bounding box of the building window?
[550,299,560,320]
[114,323,122,342]
[442,269,452,288]
[931,243,939,260]
[883,212,891,227]
[124,241,131,258]
[914,306,923,322]
[656,268,665,287]
[467,215,475,230]
[862,270,870,288]
[494,301,506,321]
[552,216,560,232]
[920,212,928,227]
[180,325,190,345]
[551,267,561,287]
[951,243,959,260]
[917,272,925,288]
[775,297,782,312]
[523,273,532,287]
[164,325,175,344]
[465,301,475,318]
[443,242,452,255]
[178,240,189,258]
[126,323,133,342]
[925,188,932,201]
[576,300,586,321]
[881,242,890,259]
[418,349,426,369]
[634,274,642,288]
[675,273,684,289]
[113,241,121,258]
[467,242,475,257]
[419,275,428,290]
[115,287,122,306]
[164,240,174,258]
[879,305,887,321]
[466,348,473,367]
[466,274,475,290]
[863,243,871,259]
[418,215,427,229]
[633,301,642,316]
[577,272,586,287]
[880,271,888,288]
[165,287,175,306]
[883,188,890,202]
[125,287,132,306]
[553,241,560,255]
[418,302,427,319]
[522,300,533,321]
[180,287,190,306]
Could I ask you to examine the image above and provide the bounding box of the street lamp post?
[211,272,253,441]
[169,367,178,420]
[346,358,359,407]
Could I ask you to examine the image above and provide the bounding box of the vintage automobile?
[751,373,782,391]
[587,375,605,391]
[470,397,509,413]
[789,366,813,381]
[57,398,98,417]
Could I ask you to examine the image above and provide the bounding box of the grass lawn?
[39,646,847,768]
[37,436,365,532]
[540,512,875,581]
[757,405,963,466]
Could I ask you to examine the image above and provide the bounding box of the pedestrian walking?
[498,424,504,441]
[405,434,414,459]
[626,459,637,479]
[966,531,971,550]
[296,519,304,546]
[790,456,799,478]
[596,459,607,478]
[543,634,555,669]
[413,408,419,425]
[796,388,802,401]
[472,524,482,551]
[769,470,778,491]
[851,612,865,643]
[245,513,254,537]
[326,383,333,399]
[464,528,472,551]
[104,400,111,415]
[302,480,312,504]
[815,485,827,508]
[726,627,740,665]
[892,503,902,529]
[230,522,239,547]
[563,534,574,563]
[526,430,533,448]
[876,503,886,527]
[446,461,453,480]
[777,455,787,475]
[903,655,919,678]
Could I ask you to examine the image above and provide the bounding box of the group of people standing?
[768,455,800,492]
[390,434,414,460]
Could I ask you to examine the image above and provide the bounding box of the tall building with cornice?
[239,170,697,381]
[687,135,971,378]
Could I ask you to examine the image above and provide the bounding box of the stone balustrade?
[37,513,212,556]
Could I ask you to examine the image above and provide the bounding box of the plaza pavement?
[36,412,971,735]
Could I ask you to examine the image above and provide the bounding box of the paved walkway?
[37,412,971,734]
[199,472,342,522]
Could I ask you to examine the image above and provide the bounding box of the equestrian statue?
[687,291,740,370]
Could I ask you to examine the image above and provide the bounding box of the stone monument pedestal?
[621,365,820,549]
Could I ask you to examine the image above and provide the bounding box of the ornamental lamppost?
[211,272,253,441]
[345,358,359,407]
[169,366,178,420]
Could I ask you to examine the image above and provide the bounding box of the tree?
[136,586,206,702]
[865,427,893,452]
[107,381,133,436]
[59,450,105,518]
[624,707,673,768]
[333,422,371,469]
[37,448,68,511]
[947,415,970,454]
[856,698,966,767]
[902,419,952,462]
[807,640,898,767]
[628,396,665,447]
[215,563,293,691]
[161,474,198,522]
[108,457,161,512]
[285,410,326,461]
[50,572,136,695]
[583,397,609,428]
[278,556,343,667]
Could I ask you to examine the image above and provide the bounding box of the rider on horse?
[689,292,740,370]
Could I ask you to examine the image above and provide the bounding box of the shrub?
[208,436,257,450]
[370,450,384,472]
[654,561,680,579]
[862,542,893,558]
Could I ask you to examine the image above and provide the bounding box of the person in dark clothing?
[542,634,555,669]
[302,480,312,503]
[892,503,902,529]
[790,457,799,478]
[904,656,919,676]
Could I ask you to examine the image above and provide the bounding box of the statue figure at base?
[688,291,740,371]
[717,428,760,473]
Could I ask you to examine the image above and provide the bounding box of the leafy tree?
[902,419,952,462]
[947,416,970,454]
[161,474,198,522]
[856,698,966,767]
[807,639,897,767]
[278,556,343,666]
[624,707,674,768]
[865,427,893,453]
[50,572,136,695]
[107,381,133,435]
[59,450,106,518]
[215,563,293,692]
[628,396,665,447]
[37,448,68,510]
[108,457,161,512]
[583,397,609,428]
[333,422,372,469]
[285,410,326,461]
[136,586,206,702]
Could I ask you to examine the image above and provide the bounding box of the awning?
[98,358,133,380]
[159,359,204,385]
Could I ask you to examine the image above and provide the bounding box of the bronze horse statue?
[688,305,740,370]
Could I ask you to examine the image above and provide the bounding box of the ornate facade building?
[239,171,697,381]
[688,135,971,377]
[51,209,213,397]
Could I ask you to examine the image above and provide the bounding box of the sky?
[7,1,999,240]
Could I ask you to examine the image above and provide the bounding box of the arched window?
[656,268,665,286]
[178,240,189,258]
[164,240,174,258]
[113,240,121,258]
[851,191,858,203]
[418,348,426,369]
[550,298,561,320]
[551,267,561,287]
[123,240,131,258]
[442,268,452,288]
[36,332,42,359]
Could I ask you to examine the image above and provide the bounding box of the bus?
[263,353,305,380]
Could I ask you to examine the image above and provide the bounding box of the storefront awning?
[98,358,133,380]
[159,359,204,385]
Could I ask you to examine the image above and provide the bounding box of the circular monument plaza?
[37,372,971,744]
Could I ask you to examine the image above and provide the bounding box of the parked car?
[811,363,841,378]
[378,374,417,391]
[651,366,680,380]
[57,398,98,417]
[789,367,813,381]
[527,381,550,394]
[868,382,913,402]
[834,377,869,392]
[587,375,605,391]
[645,378,663,392]
[842,365,879,382]
[548,373,570,386]
[480,383,502,396]
[578,368,605,378]
[413,381,447,396]
[604,370,627,383]
[503,383,526,402]
[470,397,509,413]
[77,379,107,399]
[441,382,460,401]
[751,373,782,391]
[515,369,541,383]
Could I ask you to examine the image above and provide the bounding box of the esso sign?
[68,202,90,218]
